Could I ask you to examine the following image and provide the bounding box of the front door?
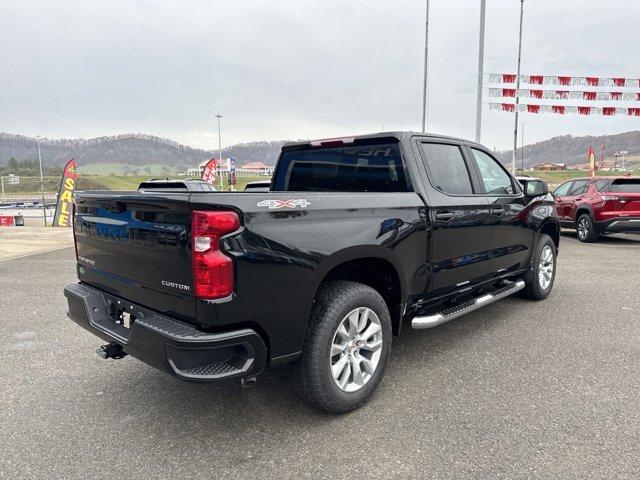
[415,139,493,298]
[564,180,590,221]
[553,181,574,223]
[467,146,533,274]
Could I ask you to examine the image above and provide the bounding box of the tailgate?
[74,192,196,320]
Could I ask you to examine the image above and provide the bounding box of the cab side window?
[470,148,514,195]
[569,180,589,196]
[418,143,474,195]
[553,182,573,197]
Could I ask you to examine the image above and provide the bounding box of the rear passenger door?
[415,139,493,297]
[467,147,533,275]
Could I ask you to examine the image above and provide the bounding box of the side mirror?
[526,180,548,197]
[540,181,549,196]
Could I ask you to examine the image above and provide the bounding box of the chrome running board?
[411,279,525,329]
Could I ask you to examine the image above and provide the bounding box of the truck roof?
[283,131,487,150]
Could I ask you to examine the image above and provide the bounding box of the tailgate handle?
[101,202,127,213]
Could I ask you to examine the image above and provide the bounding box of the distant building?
[187,159,274,178]
[237,162,274,176]
[570,162,619,172]
[533,162,567,171]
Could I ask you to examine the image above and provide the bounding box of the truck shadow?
[560,230,640,245]
[90,296,527,435]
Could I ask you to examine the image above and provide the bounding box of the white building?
[188,159,274,178]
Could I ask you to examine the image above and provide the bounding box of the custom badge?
[257,199,311,209]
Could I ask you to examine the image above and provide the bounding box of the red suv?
[554,176,640,242]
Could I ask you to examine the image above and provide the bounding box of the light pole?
[421,0,430,133]
[36,135,47,226]
[521,123,525,172]
[215,114,224,190]
[475,0,487,142]
[512,0,525,175]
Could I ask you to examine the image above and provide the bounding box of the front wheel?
[300,281,392,413]
[522,233,557,300]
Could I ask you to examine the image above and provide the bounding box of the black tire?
[300,281,392,414]
[576,213,599,243]
[522,233,557,300]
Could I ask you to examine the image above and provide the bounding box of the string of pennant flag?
[488,89,640,101]
[488,104,640,116]
[487,73,640,117]
[488,74,640,88]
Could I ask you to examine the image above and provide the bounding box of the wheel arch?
[575,205,595,222]
[538,219,560,250]
[313,246,406,336]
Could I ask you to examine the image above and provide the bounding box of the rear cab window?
[272,139,410,192]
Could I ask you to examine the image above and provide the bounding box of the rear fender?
[312,246,407,303]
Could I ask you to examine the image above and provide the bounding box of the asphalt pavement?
[1,233,639,479]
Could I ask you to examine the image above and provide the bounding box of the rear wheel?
[523,233,556,300]
[300,281,392,413]
[576,213,598,242]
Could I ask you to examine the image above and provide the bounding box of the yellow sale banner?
[53,159,78,227]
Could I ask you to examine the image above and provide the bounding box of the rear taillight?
[191,210,240,299]
[72,203,78,260]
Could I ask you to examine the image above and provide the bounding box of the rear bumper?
[64,283,267,382]
[596,217,640,234]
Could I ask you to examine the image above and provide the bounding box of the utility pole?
[421,0,430,133]
[36,135,47,226]
[475,0,487,142]
[215,114,224,190]
[521,123,525,172]
[512,0,525,175]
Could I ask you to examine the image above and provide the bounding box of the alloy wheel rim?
[330,307,383,393]
[578,218,589,239]
[538,245,554,290]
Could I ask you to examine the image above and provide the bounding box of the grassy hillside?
[78,162,179,176]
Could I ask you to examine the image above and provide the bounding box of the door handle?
[491,208,506,215]
[435,212,454,221]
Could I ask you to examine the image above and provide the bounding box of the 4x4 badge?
[257,199,310,209]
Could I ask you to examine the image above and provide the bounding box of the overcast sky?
[1,0,639,150]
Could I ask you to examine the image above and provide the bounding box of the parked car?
[64,132,559,413]
[138,178,217,192]
[244,180,271,192]
[516,176,549,203]
[553,176,640,242]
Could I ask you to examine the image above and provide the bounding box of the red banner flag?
[201,158,218,185]
[53,159,79,227]
[588,147,596,178]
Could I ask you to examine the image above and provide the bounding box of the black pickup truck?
[65,132,559,413]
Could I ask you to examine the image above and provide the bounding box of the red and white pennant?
[489,103,640,116]
[488,74,640,88]
[488,88,640,101]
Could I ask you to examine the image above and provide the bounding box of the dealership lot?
[1,234,639,479]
